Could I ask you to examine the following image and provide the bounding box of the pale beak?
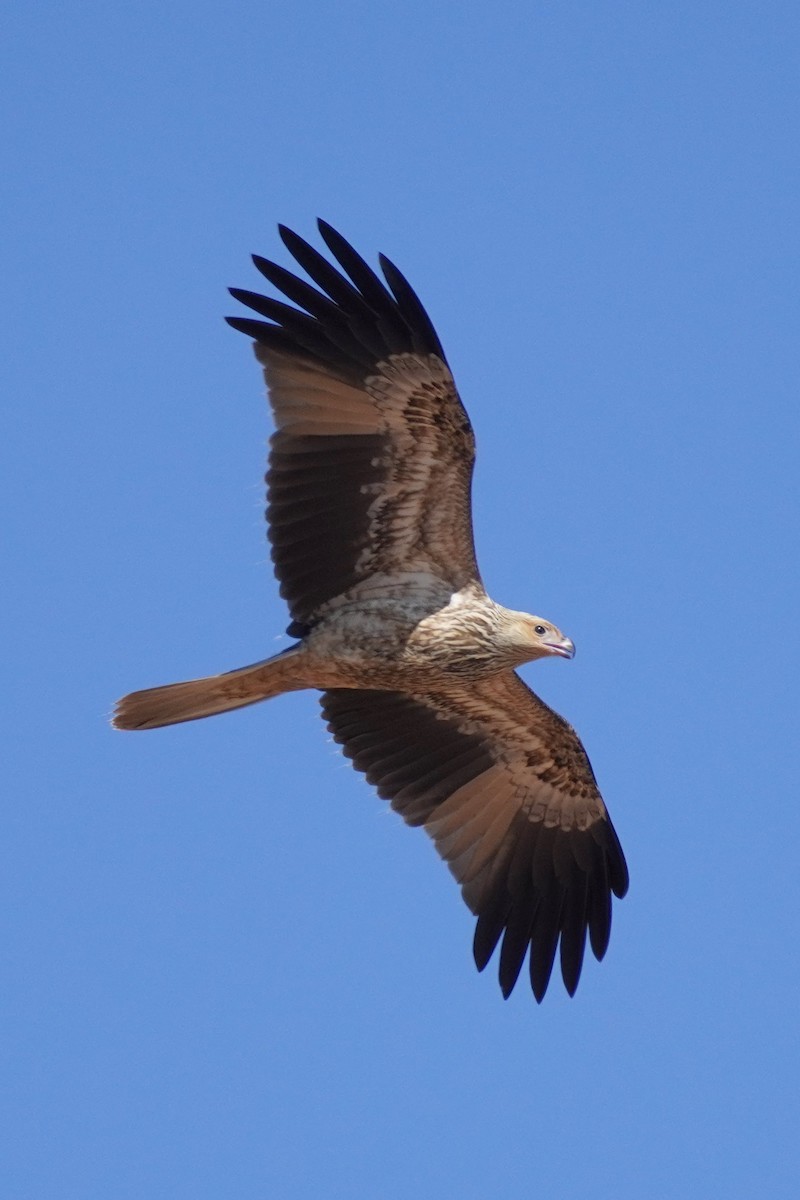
[544,636,575,660]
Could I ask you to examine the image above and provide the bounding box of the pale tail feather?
[113,647,306,731]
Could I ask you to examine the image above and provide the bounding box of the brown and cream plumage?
[114,221,628,1001]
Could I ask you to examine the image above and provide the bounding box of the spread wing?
[226,221,479,631]
[321,672,628,1001]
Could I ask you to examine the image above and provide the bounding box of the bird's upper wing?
[227,221,479,630]
[321,671,628,1001]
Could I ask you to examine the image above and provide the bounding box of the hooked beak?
[544,636,575,660]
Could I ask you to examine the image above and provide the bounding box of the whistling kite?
[114,221,628,1001]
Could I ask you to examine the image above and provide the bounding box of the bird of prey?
[114,221,628,1001]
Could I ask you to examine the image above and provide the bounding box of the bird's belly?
[303,598,510,687]
[306,602,425,664]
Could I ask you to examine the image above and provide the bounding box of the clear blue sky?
[4,2,799,1196]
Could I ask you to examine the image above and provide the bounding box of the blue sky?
[4,2,799,1196]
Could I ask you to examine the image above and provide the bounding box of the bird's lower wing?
[321,673,628,1001]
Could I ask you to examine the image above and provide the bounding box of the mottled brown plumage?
[114,221,628,1001]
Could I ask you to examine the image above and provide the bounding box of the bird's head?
[503,611,576,665]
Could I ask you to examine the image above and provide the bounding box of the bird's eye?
[534,624,546,636]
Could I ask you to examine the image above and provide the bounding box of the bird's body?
[303,583,561,682]
[115,222,628,1001]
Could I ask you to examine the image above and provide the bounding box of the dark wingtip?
[225,315,266,338]
[530,970,548,1004]
[609,832,630,899]
[228,286,260,307]
[613,857,630,899]
[473,907,507,975]
[561,960,582,998]
[230,220,449,371]
[278,223,312,258]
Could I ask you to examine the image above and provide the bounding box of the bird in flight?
[114,221,628,1001]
